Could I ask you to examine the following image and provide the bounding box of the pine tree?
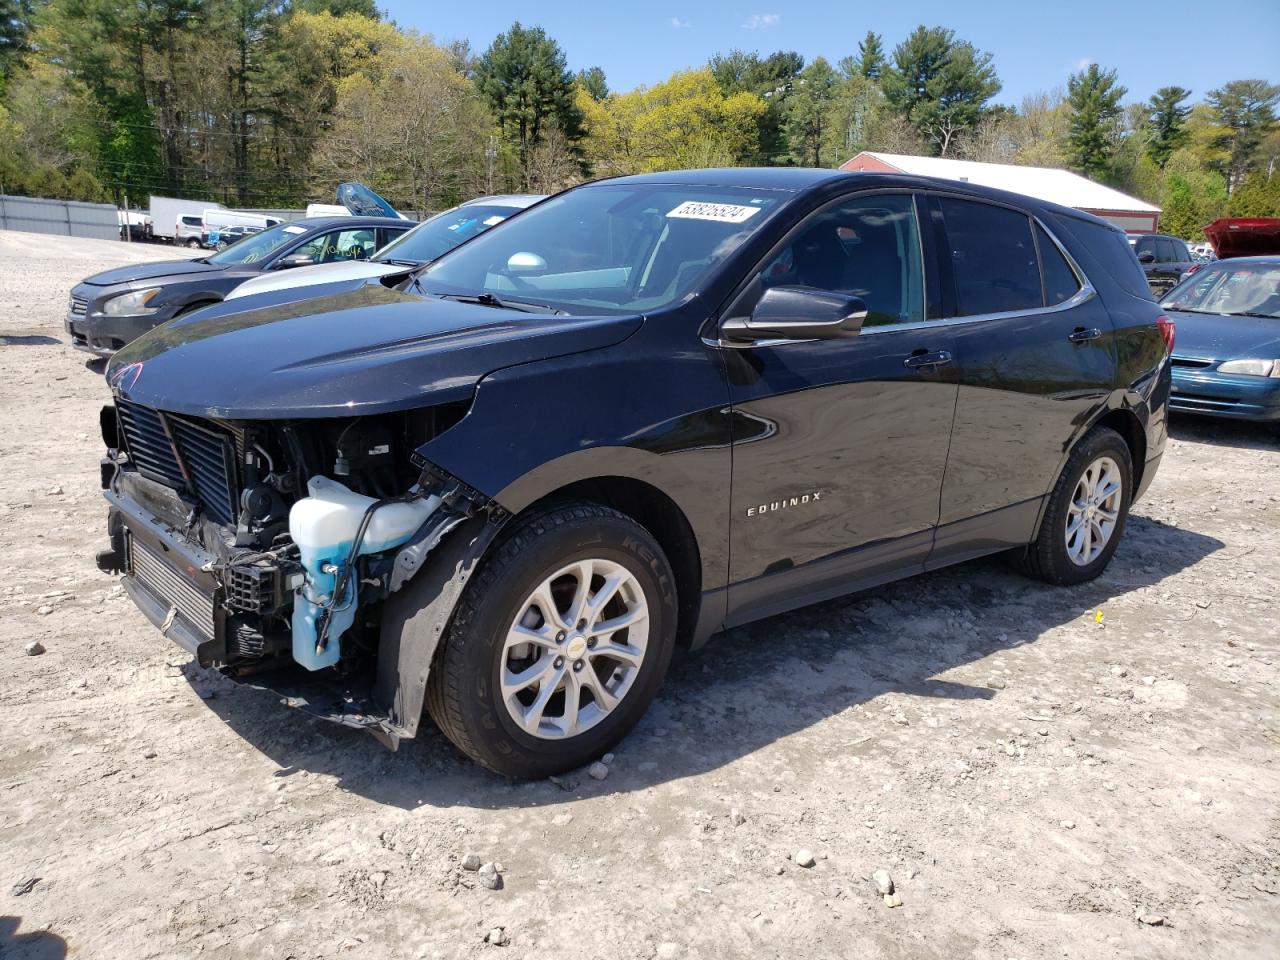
[855,31,885,80]
[1146,86,1191,168]
[881,26,1000,156]
[474,22,585,183]
[1206,79,1280,190]
[1066,64,1126,179]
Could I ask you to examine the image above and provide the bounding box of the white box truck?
[149,196,227,245]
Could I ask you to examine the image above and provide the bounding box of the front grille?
[130,537,216,639]
[115,399,239,526]
[1171,356,1212,368]
[70,295,87,316]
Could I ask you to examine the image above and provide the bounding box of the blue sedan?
[1161,256,1280,422]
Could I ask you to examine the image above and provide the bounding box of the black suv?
[1130,233,1195,294]
[97,169,1171,778]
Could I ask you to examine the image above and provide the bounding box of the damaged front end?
[97,397,504,747]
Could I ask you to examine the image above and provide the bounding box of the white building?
[840,151,1161,234]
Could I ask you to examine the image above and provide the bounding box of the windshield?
[1162,261,1280,318]
[206,222,307,265]
[420,183,784,314]
[376,204,525,265]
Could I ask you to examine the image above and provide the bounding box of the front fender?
[374,513,507,739]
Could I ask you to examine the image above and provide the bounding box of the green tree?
[294,0,379,16]
[785,57,838,166]
[1205,79,1280,189]
[1227,169,1280,217]
[577,65,608,101]
[0,0,33,91]
[854,30,885,80]
[1146,86,1190,168]
[1158,148,1228,238]
[881,25,1000,155]
[474,22,585,184]
[576,68,765,176]
[1065,63,1126,179]
[708,49,804,162]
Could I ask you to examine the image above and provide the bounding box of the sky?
[380,0,1280,107]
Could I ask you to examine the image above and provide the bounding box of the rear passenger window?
[939,198,1041,316]
[1036,224,1081,306]
[759,193,924,327]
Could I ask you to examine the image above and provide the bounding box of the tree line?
[0,3,1277,237]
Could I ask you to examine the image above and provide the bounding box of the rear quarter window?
[1050,214,1153,301]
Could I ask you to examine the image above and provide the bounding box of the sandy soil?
[1,229,1278,960]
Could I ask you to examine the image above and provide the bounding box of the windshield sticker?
[283,225,306,234]
[666,201,762,224]
[483,215,506,226]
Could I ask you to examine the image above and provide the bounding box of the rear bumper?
[1170,367,1280,422]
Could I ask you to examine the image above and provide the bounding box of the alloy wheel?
[1065,455,1123,566]
[500,558,649,740]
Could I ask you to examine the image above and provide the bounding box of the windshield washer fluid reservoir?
[288,476,440,670]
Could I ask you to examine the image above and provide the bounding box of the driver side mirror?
[276,253,315,270]
[1137,250,1156,264]
[721,286,868,344]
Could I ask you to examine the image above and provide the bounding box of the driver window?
[293,229,376,264]
[759,193,924,327]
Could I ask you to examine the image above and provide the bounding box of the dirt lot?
[1,229,1278,960]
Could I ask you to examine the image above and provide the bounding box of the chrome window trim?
[706,189,1099,349]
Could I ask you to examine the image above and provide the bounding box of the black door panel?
[723,191,957,610]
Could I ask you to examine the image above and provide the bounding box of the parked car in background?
[205,224,263,250]
[97,168,1170,777]
[1161,256,1280,422]
[175,215,205,247]
[1129,233,1195,294]
[225,195,544,302]
[67,216,412,357]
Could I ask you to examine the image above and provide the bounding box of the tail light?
[1157,315,1176,355]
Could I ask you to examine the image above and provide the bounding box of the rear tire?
[426,502,678,778]
[1013,425,1132,586]
[186,238,201,248]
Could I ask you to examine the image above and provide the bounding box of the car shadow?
[0,917,68,960]
[84,357,107,374]
[1170,416,1278,450]
[0,335,60,346]
[201,514,1223,810]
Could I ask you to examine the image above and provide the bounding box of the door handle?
[1068,326,1102,343]
[903,349,953,369]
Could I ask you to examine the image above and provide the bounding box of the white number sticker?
[666,201,762,224]
[283,225,307,234]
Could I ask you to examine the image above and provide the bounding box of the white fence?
[0,194,120,241]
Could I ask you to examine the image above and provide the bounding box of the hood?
[81,258,222,287]
[225,260,408,301]
[1167,309,1280,361]
[337,182,405,219]
[106,284,642,419]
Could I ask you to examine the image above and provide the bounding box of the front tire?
[426,502,678,778]
[1013,425,1132,586]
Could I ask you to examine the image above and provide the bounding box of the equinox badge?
[747,492,823,517]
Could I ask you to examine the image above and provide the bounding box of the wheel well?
[175,299,221,318]
[527,477,702,647]
[1094,408,1146,489]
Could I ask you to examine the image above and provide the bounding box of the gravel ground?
[1,229,1278,960]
